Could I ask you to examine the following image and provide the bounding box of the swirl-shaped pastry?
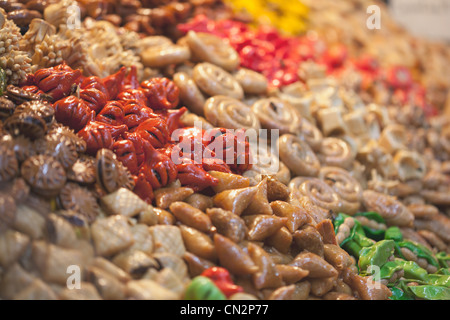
[173,72,206,116]
[319,166,363,215]
[251,97,302,135]
[289,177,341,213]
[204,95,261,131]
[186,31,240,72]
[317,137,354,170]
[233,68,268,95]
[278,134,320,177]
[193,63,244,100]
[362,190,414,227]
[140,43,190,68]
[298,118,323,152]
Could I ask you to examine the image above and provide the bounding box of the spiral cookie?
[278,134,320,177]
[141,43,191,68]
[289,177,341,213]
[252,98,302,135]
[173,72,206,116]
[317,137,354,170]
[204,95,261,131]
[362,190,414,227]
[193,63,244,100]
[21,155,67,198]
[243,143,291,186]
[298,118,323,152]
[186,31,240,72]
[233,68,268,95]
[319,166,363,215]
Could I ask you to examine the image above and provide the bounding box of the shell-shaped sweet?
[66,155,96,185]
[58,182,101,223]
[0,97,16,119]
[34,134,78,170]
[21,154,66,197]
[14,100,55,126]
[47,126,87,153]
[95,148,134,194]
[3,112,47,140]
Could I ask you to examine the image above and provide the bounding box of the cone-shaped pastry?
[248,242,284,290]
[242,178,272,216]
[184,194,214,212]
[154,186,194,209]
[289,252,338,278]
[243,215,288,241]
[183,252,216,278]
[316,220,337,245]
[293,225,325,257]
[270,201,309,233]
[213,185,257,216]
[207,208,247,243]
[169,202,214,233]
[265,176,290,202]
[179,224,217,262]
[265,227,293,254]
[209,170,250,193]
[275,265,309,285]
[213,234,258,276]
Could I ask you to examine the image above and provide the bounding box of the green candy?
[354,211,385,224]
[334,213,375,258]
[184,276,226,300]
[436,252,450,269]
[424,274,450,288]
[384,226,403,242]
[396,241,440,269]
[358,240,395,273]
[388,286,414,300]
[380,259,428,281]
[407,285,450,300]
[354,212,386,241]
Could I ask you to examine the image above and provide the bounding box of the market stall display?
[0,0,449,300]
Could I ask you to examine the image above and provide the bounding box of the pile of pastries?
[0,0,449,300]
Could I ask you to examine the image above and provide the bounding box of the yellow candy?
[226,0,309,35]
